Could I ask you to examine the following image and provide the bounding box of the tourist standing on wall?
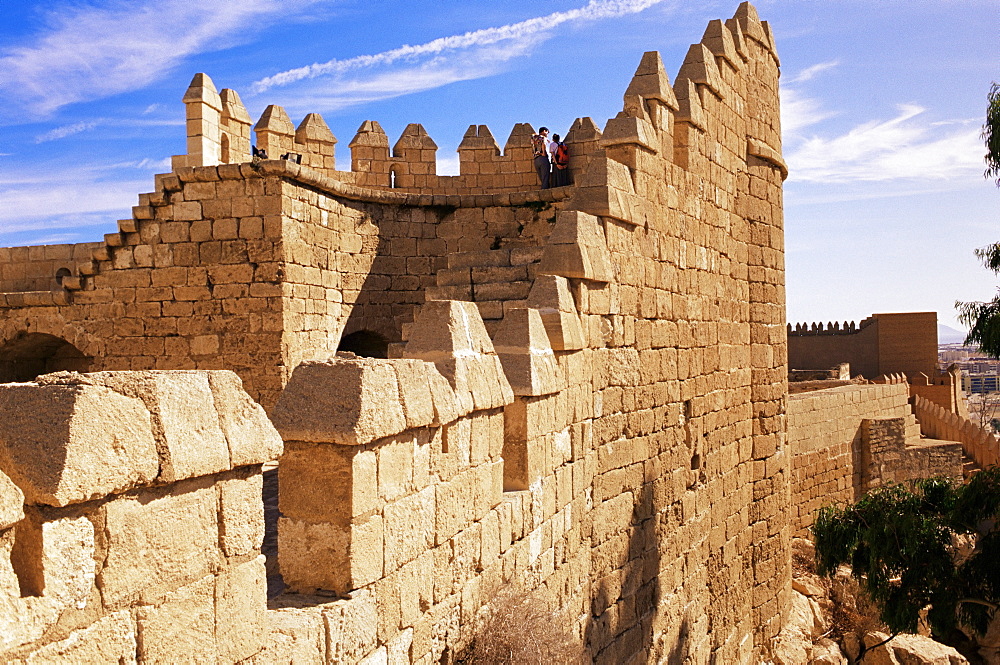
[549,134,570,187]
[531,126,551,189]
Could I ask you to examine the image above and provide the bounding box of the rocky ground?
[770,538,973,665]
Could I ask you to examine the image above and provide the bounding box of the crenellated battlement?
[167,5,783,202]
[787,319,868,336]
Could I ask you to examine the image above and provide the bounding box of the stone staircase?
[962,455,982,480]
[410,245,544,339]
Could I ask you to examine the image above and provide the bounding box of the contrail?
[252,0,668,93]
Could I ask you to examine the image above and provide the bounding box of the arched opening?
[389,166,398,189]
[337,330,389,359]
[54,267,71,286]
[220,133,231,164]
[0,333,92,383]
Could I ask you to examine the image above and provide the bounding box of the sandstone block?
[137,573,216,663]
[493,308,565,396]
[219,469,265,557]
[278,516,383,594]
[325,591,379,663]
[216,555,268,663]
[0,470,23,529]
[383,485,435,572]
[401,300,514,414]
[252,603,326,665]
[24,609,136,664]
[34,514,95,607]
[206,370,283,466]
[39,371,233,483]
[100,483,221,609]
[538,211,613,282]
[0,382,159,506]
[271,359,407,446]
[387,359,436,429]
[279,441,376,525]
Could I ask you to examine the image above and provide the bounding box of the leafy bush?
[813,467,1000,639]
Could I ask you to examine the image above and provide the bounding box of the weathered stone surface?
[37,514,96,608]
[278,441,375,525]
[387,359,436,429]
[0,470,23,529]
[219,468,265,557]
[494,308,564,396]
[0,382,159,506]
[216,555,268,663]
[48,371,233,482]
[538,210,613,282]
[325,591,379,663]
[252,603,326,664]
[271,359,407,445]
[402,300,514,414]
[864,631,967,665]
[403,299,495,362]
[206,370,283,466]
[24,609,136,664]
[278,516,383,594]
[383,485,435,573]
[99,482,220,609]
[136,574,216,662]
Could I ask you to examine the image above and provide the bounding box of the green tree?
[985,81,1000,186]
[812,468,1000,652]
[957,82,1000,355]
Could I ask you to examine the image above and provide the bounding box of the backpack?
[554,142,570,168]
[531,134,547,158]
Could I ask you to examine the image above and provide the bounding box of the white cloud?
[253,0,671,110]
[781,88,837,137]
[0,0,323,115]
[437,154,461,177]
[786,60,838,84]
[0,159,170,229]
[35,121,99,143]
[276,36,544,113]
[785,104,983,183]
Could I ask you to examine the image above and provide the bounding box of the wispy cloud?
[35,121,99,143]
[786,104,983,183]
[253,0,671,111]
[786,60,838,85]
[0,0,323,115]
[781,87,837,136]
[0,159,170,230]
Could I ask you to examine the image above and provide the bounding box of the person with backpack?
[549,134,570,187]
[531,126,551,189]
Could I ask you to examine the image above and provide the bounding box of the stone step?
[962,456,982,481]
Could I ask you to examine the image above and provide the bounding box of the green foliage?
[957,287,1000,358]
[956,83,1000,354]
[985,81,1000,186]
[813,468,1000,639]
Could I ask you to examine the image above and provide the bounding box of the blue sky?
[0,0,996,330]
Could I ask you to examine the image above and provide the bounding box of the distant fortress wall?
[788,311,938,380]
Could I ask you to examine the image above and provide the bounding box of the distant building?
[963,373,1000,394]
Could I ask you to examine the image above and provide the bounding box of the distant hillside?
[938,324,968,345]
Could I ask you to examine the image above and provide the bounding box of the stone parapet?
[0,369,281,662]
[912,393,1000,469]
[787,382,967,535]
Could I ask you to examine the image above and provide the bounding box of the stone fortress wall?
[787,311,938,381]
[787,380,962,536]
[0,3,831,662]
